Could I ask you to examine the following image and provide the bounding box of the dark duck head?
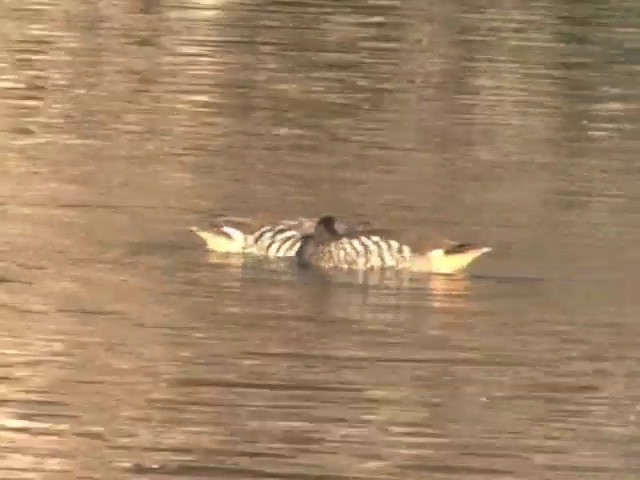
[296,215,345,267]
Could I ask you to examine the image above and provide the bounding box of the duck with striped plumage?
[296,215,491,274]
[191,216,369,258]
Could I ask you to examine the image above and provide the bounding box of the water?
[1,0,639,478]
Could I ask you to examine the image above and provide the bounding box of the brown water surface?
[1,0,639,478]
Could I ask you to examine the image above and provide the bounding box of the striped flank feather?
[302,234,414,270]
[248,221,310,257]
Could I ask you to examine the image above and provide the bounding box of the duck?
[296,215,491,274]
[191,216,369,258]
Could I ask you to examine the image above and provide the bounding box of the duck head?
[314,215,344,239]
[296,215,344,267]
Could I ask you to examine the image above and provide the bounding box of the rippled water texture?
[1,0,639,478]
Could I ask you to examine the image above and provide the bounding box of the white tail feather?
[426,246,491,274]
[190,226,246,253]
[219,225,245,244]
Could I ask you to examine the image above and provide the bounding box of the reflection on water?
[2,0,640,478]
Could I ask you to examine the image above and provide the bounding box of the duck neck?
[296,234,317,266]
